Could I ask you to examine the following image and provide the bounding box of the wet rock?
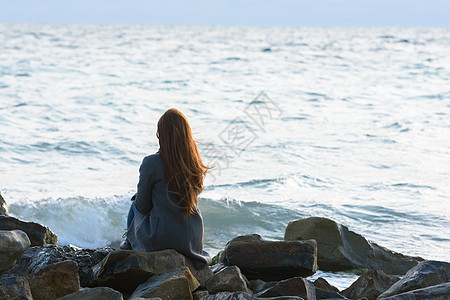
[58,287,124,300]
[211,263,227,274]
[90,249,209,294]
[0,191,8,216]
[378,260,450,298]
[0,273,32,300]
[255,277,316,299]
[9,244,114,287]
[380,282,450,300]
[0,230,31,274]
[26,260,79,300]
[223,234,317,281]
[284,217,422,274]
[130,267,199,300]
[341,269,399,300]
[0,215,58,246]
[313,278,340,293]
[206,266,252,294]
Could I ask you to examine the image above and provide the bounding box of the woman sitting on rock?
[121,108,211,269]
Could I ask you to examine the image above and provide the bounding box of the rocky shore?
[1,191,449,300]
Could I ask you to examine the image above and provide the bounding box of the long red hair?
[157,108,209,216]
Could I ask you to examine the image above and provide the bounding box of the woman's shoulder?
[141,152,163,170]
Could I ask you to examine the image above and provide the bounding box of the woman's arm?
[134,156,154,214]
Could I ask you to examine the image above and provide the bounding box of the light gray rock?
[223,234,317,281]
[58,287,124,300]
[285,217,422,275]
[206,266,252,294]
[0,191,8,216]
[0,215,58,247]
[379,260,450,298]
[380,282,450,300]
[9,244,114,287]
[0,230,31,274]
[130,267,200,300]
[0,273,32,300]
[25,260,80,300]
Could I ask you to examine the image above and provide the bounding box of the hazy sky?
[1,0,449,26]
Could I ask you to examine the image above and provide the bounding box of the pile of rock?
[1,192,449,300]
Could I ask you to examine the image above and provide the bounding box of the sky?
[0,0,449,27]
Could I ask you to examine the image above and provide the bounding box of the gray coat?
[126,153,211,269]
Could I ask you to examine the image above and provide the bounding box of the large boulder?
[255,277,316,299]
[380,282,450,300]
[341,269,399,300]
[205,266,252,295]
[0,273,32,300]
[8,244,114,287]
[378,260,450,298]
[0,230,31,274]
[90,249,210,294]
[0,191,8,216]
[25,260,80,300]
[130,267,200,300]
[284,217,422,274]
[223,234,317,281]
[312,278,340,293]
[59,287,124,300]
[0,216,58,246]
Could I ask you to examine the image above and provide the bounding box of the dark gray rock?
[8,244,114,287]
[90,249,209,295]
[315,288,347,300]
[223,234,317,281]
[0,216,58,247]
[284,217,423,275]
[58,287,124,300]
[248,279,278,294]
[313,278,340,293]
[25,260,80,300]
[0,230,31,274]
[341,269,399,300]
[379,260,450,298]
[380,282,450,300]
[200,291,304,299]
[206,266,252,294]
[0,273,32,300]
[130,267,199,300]
[0,191,8,216]
[255,277,316,299]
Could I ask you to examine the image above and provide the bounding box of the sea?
[0,24,449,289]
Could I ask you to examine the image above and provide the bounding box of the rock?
[223,234,317,281]
[194,290,209,300]
[0,273,33,300]
[25,260,80,300]
[185,257,214,286]
[90,249,209,294]
[255,277,316,299]
[211,263,227,274]
[284,217,422,274]
[9,244,114,287]
[0,215,58,247]
[380,282,450,300]
[341,269,399,300]
[0,230,31,274]
[378,260,450,298]
[206,266,252,295]
[313,278,340,293]
[315,287,347,299]
[0,191,8,216]
[130,267,200,300]
[200,291,304,299]
[248,279,278,294]
[58,287,124,300]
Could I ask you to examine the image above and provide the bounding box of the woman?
[123,108,211,269]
